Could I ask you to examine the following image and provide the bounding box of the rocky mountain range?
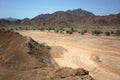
[0,9,120,28]
[3,17,18,22]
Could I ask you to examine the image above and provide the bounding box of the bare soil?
[18,30,120,80]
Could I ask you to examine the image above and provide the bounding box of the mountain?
[31,8,120,28]
[66,9,95,17]
[0,19,11,28]
[31,9,95,27]
[81,13,120,26]
[0,8,120,28]
[3,17,18,22]
[23,17,30,21]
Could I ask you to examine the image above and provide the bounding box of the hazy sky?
[0,0,120,19]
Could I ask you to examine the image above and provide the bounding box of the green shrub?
[105,31,110,36]
[80,30,87,35]
[45,45,51,49]
[70,27,77,32]
[55,30,59,33]
[71,27,74,32]
[83,30,87,33]
[60,27,64,31]
[39,28,45,31]
[48,27,52,30]
[66,30,73,34]
[110,31,114,34]
[60,30,63,33]
[115,30,120,36]
[92,30,102,35]
[52,28,55,30]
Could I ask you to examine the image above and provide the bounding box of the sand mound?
[0,30,94,80]
[50,46,67,58]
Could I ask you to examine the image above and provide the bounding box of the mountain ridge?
[0,8,120,28]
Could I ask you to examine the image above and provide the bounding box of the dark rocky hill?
[0,9,120,28]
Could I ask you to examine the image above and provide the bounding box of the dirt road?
[18,30,120,80]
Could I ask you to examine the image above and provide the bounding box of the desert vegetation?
[92,29,102,35]
[105,31,110,36]
[3,25,119,36]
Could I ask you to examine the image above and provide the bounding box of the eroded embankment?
[0,30,94,80]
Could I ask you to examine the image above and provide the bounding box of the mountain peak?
[4,17,18,22]
[66,8,95,17]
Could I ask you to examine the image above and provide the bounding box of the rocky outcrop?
[50,68,94,80]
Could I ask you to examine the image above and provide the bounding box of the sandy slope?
[18,30,120,80]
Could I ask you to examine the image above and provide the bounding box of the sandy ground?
[17,30,120,80]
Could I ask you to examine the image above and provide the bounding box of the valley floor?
[17,30,120,80]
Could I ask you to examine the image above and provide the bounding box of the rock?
[49,67,94,80]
